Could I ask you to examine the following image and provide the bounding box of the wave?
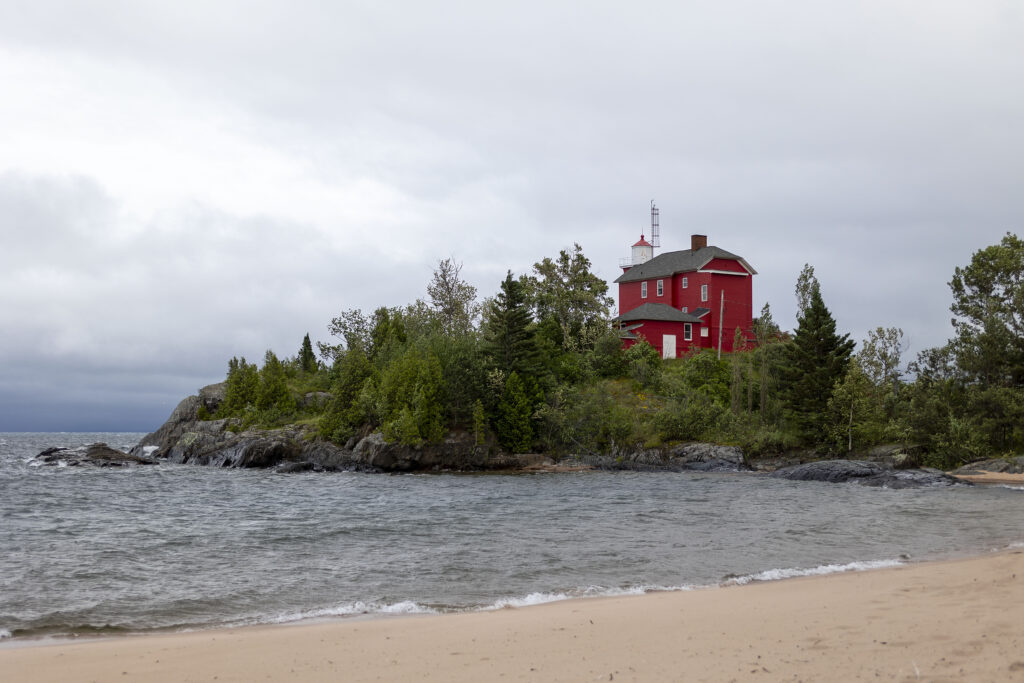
[480,583,696,611]
[248,600,439,627]
[722,558,904,586]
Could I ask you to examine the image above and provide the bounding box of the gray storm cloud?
[0,1,1021,429]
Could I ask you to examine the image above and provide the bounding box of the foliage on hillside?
[209,235,1024,468]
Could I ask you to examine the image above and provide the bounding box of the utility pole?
[717,290,725,359]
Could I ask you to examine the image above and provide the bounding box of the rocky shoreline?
[27,383,1005,487]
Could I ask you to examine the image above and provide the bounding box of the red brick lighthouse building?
[613,204,756,358]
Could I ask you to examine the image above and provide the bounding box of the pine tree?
[298,333,317,374]
[483,271,542,380]
[780,286,855,441]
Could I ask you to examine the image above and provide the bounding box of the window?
[681,306,688,313]
[641,281,648,298]
[656,279,664,297]
[701,327,709,338]
[682,277,688,289]
[684,323,692,341]
[701,284,708,302]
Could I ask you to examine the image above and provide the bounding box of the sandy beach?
[3,550,1023,682]
[952,472,1024,487]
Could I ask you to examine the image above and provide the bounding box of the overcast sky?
[1,1,1022,431]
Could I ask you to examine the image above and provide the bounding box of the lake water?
[2,432,1023,641]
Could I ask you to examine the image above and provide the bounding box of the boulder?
[34,443,156,467]
[771,460,967,488]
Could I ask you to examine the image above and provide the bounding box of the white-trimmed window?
[656,279,664,297]
[684,323,692,341]
[701,327,709,338]
[681,306,688,313]
[641,281,648,298]
[682,276,688,289]
[701,284,708,302]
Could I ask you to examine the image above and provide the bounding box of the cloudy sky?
[1,1,1022,431]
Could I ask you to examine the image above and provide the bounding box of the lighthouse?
[619,201,660,272]
[628,235,654,269]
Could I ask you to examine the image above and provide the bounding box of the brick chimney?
[691,234,707,251]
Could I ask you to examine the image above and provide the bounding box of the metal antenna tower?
[650,200,660,248]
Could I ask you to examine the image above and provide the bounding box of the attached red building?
[614,233,756,358]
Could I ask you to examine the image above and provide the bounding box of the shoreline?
[952,471,1024,486]
[3,548,1023,682]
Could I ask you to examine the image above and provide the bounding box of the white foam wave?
[0,629,11,639]
[485,592,571,609]
[260,600,438,626]
[480,584,694,611]
[142,446,159,457]
[996,485,1024,491]
[724,559,903,586]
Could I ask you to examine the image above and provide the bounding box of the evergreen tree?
[495,371,534,453]
[472,399,487,446]
[220,356,259,416]
[378,347,445,445]
[298,333,317,374]
[257,350,295,415]
[780,285,855,441]
[482,271,542,380]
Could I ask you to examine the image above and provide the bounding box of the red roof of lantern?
[632,234,653,248]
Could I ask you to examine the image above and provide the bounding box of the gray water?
[2,432,1023,640]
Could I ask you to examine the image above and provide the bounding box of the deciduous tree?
[523,244,613,350]
[427,258,480,336]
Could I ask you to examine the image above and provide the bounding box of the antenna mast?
[650,200,660,248]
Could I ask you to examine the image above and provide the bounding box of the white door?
[662,334,676,359]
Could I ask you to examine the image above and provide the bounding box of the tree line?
[210,234,1024,467]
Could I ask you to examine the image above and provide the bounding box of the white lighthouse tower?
[630,235,654,266]
[619,201,660,272]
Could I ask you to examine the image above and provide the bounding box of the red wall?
[618,259,754,353]
[622,320,704,358]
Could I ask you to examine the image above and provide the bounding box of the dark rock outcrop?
[771,460,968,488]
[129,385,552,472]
[565,442,750,472]
[34,443,156,467]
[130,385,756,473]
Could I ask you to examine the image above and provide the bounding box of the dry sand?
[952,472,1024,487]
[3,550,1023,682]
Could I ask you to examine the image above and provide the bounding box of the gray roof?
[614,303,704,324]
[614,246,757,283]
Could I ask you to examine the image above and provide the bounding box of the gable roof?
[613,303,704,324]
[614,245,757,283]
